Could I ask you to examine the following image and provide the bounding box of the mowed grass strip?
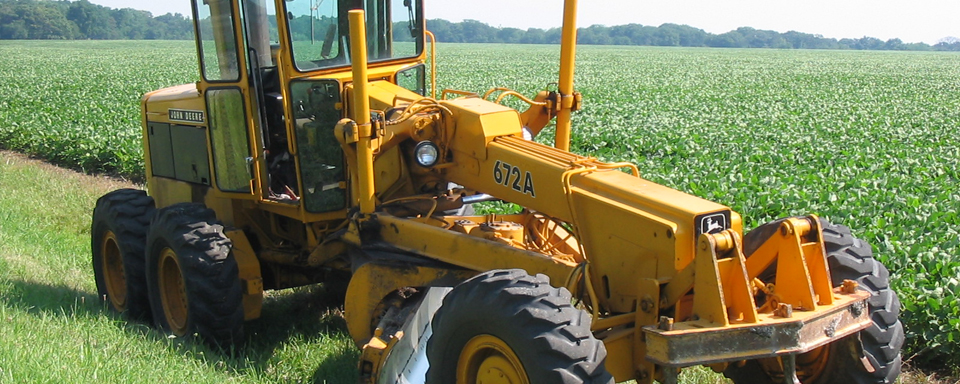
[0,151,358,383]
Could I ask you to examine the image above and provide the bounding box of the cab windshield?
[282,0,423,72]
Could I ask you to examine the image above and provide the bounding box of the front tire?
[724,219,904,383]
[91,189,154,320]
[425,269,614,384]
[145,203,244,346]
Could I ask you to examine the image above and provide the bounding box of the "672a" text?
[493,160,536,198]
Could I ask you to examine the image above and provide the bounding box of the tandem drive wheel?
[91,189,155,320]
[145,203,245,346]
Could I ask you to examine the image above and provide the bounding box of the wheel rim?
[795,345,830,381]
[100,231,127,310]
[158,248,189,336]
[757,345,830,381]
[457,334,529,384]
[753,279,830,382]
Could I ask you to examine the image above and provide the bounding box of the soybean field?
[0,40,958,380]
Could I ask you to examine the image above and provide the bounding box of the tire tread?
[91,188,155,320]
[426,269,614,384]
[145,203,244,347]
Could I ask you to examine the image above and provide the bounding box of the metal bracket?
[690,229,758,326]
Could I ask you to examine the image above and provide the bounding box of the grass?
[0,152,358,383]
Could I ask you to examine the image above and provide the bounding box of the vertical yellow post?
[426,30,438,99]
[555,0,579,151]
[349,10,376,214]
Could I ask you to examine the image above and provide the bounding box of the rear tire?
[724,219,903,383]
[91,189,154,320]
[145,203,244,346]
[425,269,614,384]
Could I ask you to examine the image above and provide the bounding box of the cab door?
[192,0,260,198]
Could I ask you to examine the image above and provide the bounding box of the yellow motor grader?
[90,0,903,383]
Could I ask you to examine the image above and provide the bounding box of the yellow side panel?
[142,84,204,125]
[203,195,235,226]
[570,188,673,311]
[148,177,194,210]
[146,177,238,226]
[442,98,523,160]
[445,138,578,221]
[142,84,206,205]
[573,169,716,271]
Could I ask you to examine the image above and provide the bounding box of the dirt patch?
[1,150,138,193]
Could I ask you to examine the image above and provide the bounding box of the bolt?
[776,303,794,318]
[842,279,859,294]
[640,297,654,313]
[658,316,674,331]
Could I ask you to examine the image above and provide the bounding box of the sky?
[88,0,958,44]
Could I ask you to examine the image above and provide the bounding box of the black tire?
[145,203,244,346]
[724,218,903,384]
[425,269,614,384]
[91,189,155,320]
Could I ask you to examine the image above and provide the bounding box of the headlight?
[414,141,440,167]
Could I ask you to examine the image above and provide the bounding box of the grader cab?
[90,0,903,383]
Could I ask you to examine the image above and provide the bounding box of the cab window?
[195,0,241,81]
[282,0,423,72]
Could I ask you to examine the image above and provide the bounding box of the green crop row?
[0,41,197,178]
[0,40,958,368]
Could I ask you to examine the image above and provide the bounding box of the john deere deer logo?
[700,213,727,234]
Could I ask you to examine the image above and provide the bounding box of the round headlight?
[414,141,440,167]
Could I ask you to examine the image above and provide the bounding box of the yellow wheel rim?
[100,231,127,311]
[758,345,830,382]
[796,345,830,381]
[158,248,189,336]
[457,334,529,384]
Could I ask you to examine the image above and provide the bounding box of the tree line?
[0,0,191,40]
[428,19,960,52]
[3,0,959,52]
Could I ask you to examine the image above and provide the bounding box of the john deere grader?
[90,0,903,383]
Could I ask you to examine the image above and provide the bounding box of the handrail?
[425,30,437,99]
